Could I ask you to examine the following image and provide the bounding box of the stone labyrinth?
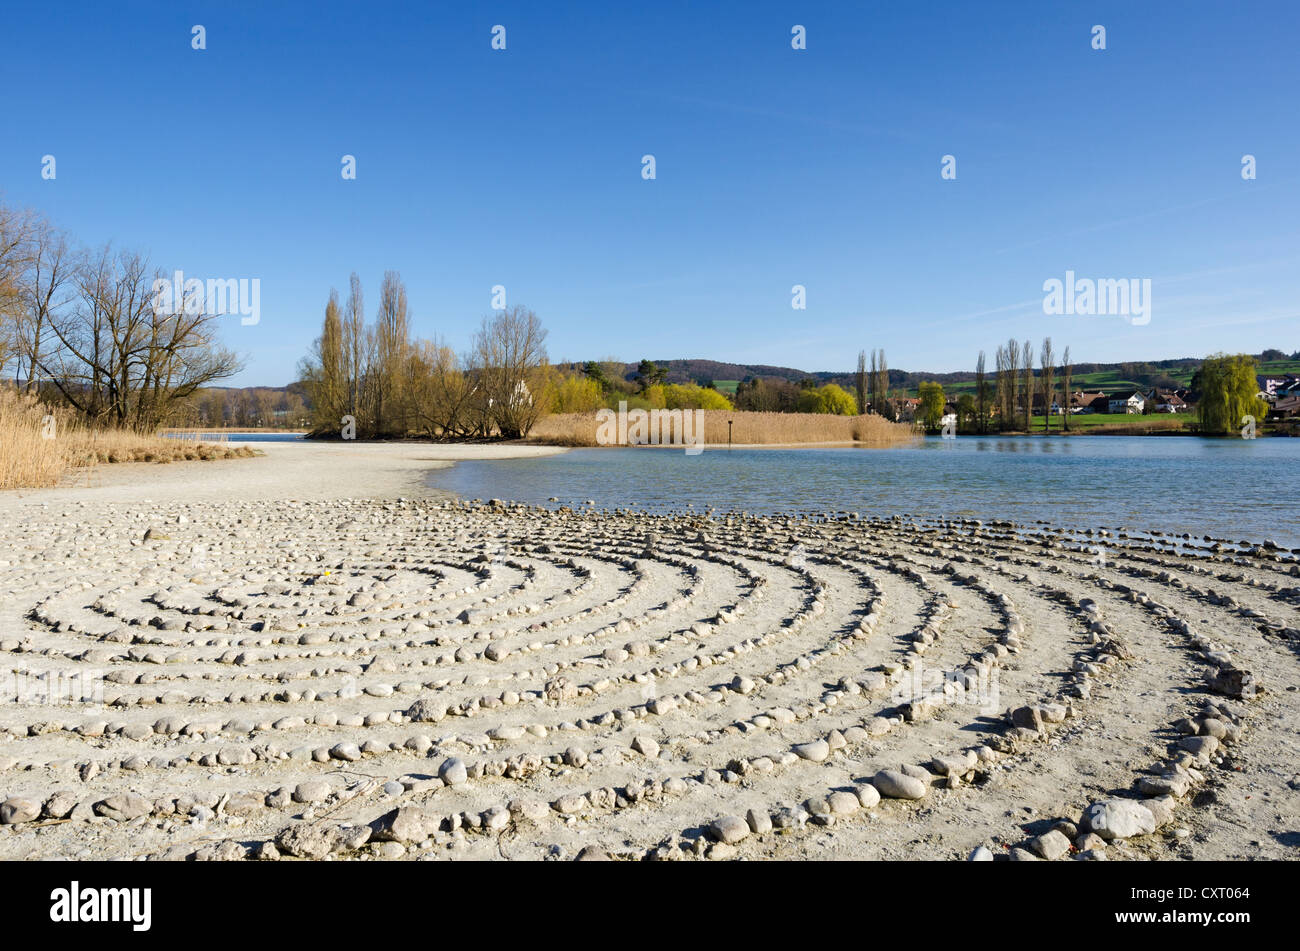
[1,497,1297,861]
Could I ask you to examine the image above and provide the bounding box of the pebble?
[1082,800,1157,840]
[709,815,750,845]
[1028,829,1071,860]
[871,770,927,800]
[0,798,40,824]
[0,495,1276,865]
[330,743,362,762]
[792,739,830,762]
[855,784,881,809]
[827,791,860,816]
[438,757,468,786]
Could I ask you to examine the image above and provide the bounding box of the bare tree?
[0,202,36,375]
[38,247,241,430]
[409,337,476,438]
[17,220,75,393]
[975,350,987,434]
[471,306,549,438]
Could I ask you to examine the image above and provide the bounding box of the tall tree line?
[983,337,1072,433]
[300,274,552,440]
[861,348,890,418]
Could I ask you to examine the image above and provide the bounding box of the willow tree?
[917,380,945,432]
[1195,353,1268,435]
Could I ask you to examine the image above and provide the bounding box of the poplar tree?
[1040,337,1055,433]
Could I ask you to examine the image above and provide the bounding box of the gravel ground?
[0,442,1296,861]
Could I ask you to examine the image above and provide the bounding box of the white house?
[1107,390,1145,414]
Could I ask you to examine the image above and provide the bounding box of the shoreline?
[0,441,569,509]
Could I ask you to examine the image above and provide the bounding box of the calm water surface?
[427,436,1300,547]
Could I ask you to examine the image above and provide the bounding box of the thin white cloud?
[991,184,1285,255]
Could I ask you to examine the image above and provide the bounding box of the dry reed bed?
[529,410,918,448]
[1086,418,1187,435]
[0,390,254,490]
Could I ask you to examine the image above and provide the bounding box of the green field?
[939,374,1162,398]
[712,379,740,395]
[908,359,1299,401]
[1064,372,1154,389]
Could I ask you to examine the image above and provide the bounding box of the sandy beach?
[0,440,569,506]
[0,443,1297,861]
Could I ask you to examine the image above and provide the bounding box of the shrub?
[795,383,857,415]
[551,375,605,414]
[642,383,734,411]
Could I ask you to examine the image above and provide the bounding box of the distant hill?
[557,350,1298,397]
[221,351,1295,402]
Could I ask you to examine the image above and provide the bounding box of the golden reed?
[0,389,253,490]
[528,409,918,449]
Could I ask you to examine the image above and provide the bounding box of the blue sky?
[3,1,1297,386]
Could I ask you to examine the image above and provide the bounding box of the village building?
[1145,388,1187,413]
[1070,391,1108,414]
[1107,390,1146,414]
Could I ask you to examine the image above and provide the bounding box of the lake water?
[427,436,1300,547]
